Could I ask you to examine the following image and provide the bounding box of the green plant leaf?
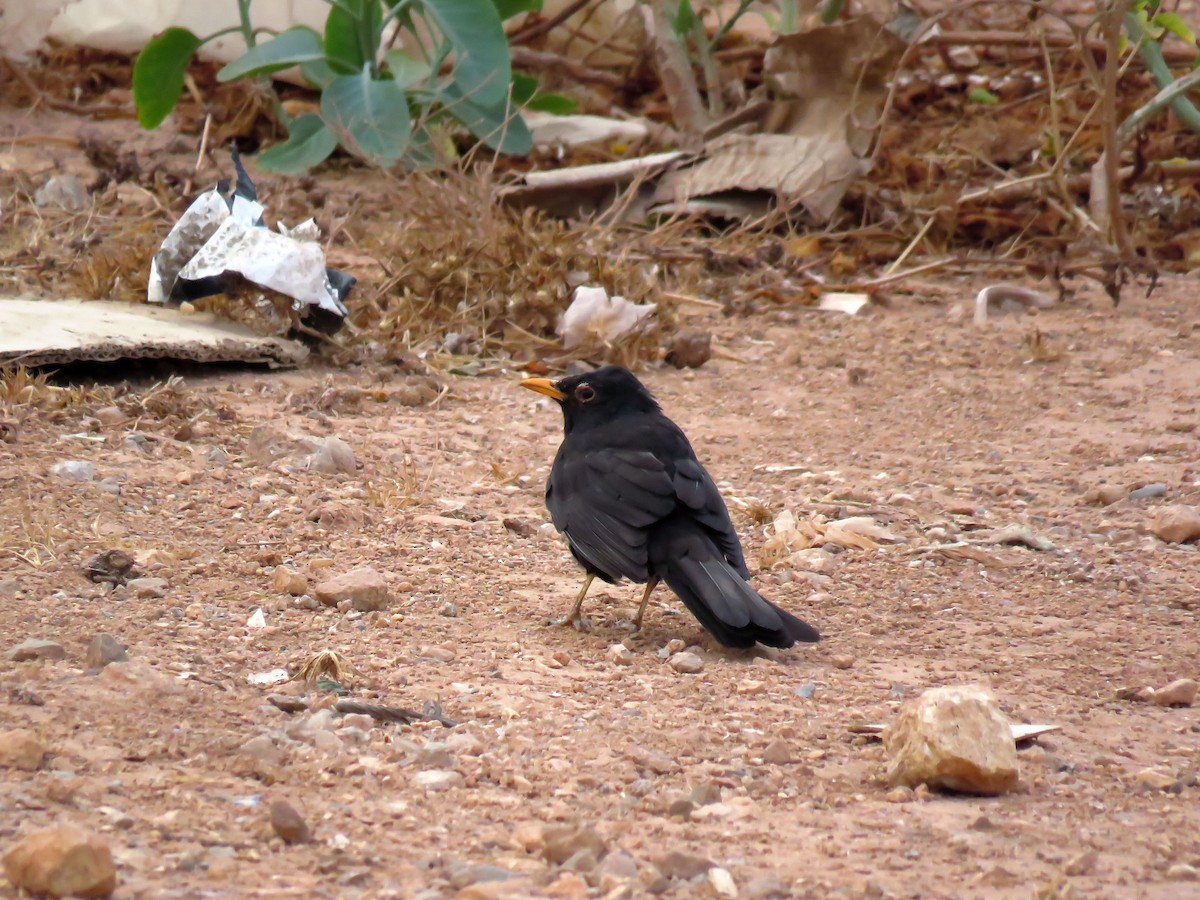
[217,27,325,82]
[1152,11,1196,44]
[420,0,511,108]
[384,48,433,88]
[301,59,340,90]
[133,27,203,129]
[258,113,340,173]
[325,0,384,74]
[967,86,999,105]
[672,0,697,36]
[511,72,576,114]
[511,72,538,105]
[493,0,541,18]
[527,93,576,114]
[441,82,532,154]
[321,69,413,166]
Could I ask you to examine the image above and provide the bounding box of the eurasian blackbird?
[521,365,820,649]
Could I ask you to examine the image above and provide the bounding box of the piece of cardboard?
[0,298,308,368]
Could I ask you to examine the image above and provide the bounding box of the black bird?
[521,365,820,649]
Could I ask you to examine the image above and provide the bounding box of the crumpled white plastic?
[558,285,656,349]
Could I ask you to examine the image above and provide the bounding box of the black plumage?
[521,365,820,649]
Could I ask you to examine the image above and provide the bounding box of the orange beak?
[520,377,566,401]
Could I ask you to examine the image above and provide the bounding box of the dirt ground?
[2,273,1199,898]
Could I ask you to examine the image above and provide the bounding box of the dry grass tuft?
[352,169,693,367]
[296,649,355,686]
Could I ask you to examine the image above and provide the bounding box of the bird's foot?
[612,617,643,633]
[548,612,593,633]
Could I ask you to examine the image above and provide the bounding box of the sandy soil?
[2,276,1199,899]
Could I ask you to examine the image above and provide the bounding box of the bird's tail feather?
[666,556,820,649]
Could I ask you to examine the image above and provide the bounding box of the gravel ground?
[2,280,1199,899]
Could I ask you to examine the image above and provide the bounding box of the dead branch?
[509,46,625,89]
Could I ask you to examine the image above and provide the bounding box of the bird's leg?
[550,573,595,631]
[633,577,660,631]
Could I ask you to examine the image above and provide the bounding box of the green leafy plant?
[133,0,558,172]
[1124,0,1200,135]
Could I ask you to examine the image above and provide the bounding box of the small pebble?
[1167,864,1199,882]
[607,644,635,666]
[7,639,67,663]
[1128,483,1167,500]
[830,654,855,670]
[1151,678,1198,708]
[668,651,704,674]
[85,633,128,670]
[269,800,312,844]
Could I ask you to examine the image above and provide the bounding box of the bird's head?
[520,365,661,433]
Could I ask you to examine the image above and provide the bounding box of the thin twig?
[510,0,595,45]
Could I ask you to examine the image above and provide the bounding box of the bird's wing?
[547,447,677,582]
[671,457,749,577]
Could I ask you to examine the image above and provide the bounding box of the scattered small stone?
[1150,505,1200,544]
[2,823,116,899]
[884,786,914,803]
[594,850,639,888]
[1134,766,1176,791]
[1167,864,1199,882]
[445,731,485,756]
[271,566,309,596]
[413,769,463,792]
[50,459,96,482]
[0,729,47,770]
[306,436,357,474]
[246,608,267,629]
[795,683,817,699]
[1084,484,1126,507]
[314,567,392,612]
[665,330,713,369]
[668,651,704,674]
[1151,678,1198,708]
[7,639,67,663]
[652,849,713,881]
[502,517,537,538]
[690,782,722,806]
[269,799,312,844]
[98,661,182,697]
[708,866,738,898]
[511,821,545,853]
[127,577,169,599]
[737,679,766,695]
[1064,850,1098,877]
[830,654,855,670]
[541,822,606,866]
[1128,483,1167,500]
[419,645,457,663]
[85,633,128,671]
[447,863,518,889]
[884,684,1020,795]
[608,644,635,666]
[439,600,459,617]
[761,738,792,765]
[984,524,1054,551]
[742,872,788,899]
[665,638,686,654]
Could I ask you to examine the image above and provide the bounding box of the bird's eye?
[575,384,596,403]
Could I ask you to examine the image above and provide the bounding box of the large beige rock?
[883,684,1019,796]
[3,823,117,898]
[313,567,391,611]
[1150,505,1200,544]
[0,729,46,771]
